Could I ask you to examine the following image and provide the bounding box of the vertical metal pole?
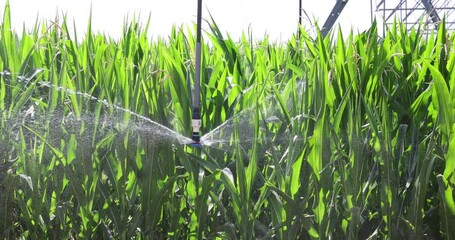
[383,0,386,37]
[194,0,202,108]
[192,0,202,144]
[298,0,302,37]
[370,0,373,24]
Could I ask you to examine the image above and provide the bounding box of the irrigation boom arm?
[321,0,349,37]
[192,0,203,144]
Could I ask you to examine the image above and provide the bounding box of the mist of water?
[1,69,305,156]
[199,95,295,156]
[0,69,193,159]
[35,81,193,145]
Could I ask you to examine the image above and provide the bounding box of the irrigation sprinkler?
[191,0,203,146]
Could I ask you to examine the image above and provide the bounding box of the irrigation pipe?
[191,0,203,146]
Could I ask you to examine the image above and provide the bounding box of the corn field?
[0,2,455,239]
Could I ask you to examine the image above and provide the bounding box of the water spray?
[191,0,203,146]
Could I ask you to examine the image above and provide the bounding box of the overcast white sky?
[1,0,378,41]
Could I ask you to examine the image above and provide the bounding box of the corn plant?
[1,1,455,239]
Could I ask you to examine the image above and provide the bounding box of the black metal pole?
[192,0,202,144]
[298,0,302,37]
[321,0,349,37]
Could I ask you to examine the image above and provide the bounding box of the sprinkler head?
[191,132,201,147]
[191,107,201,147]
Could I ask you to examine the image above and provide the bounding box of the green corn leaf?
[437,174,455,239]
[426,61,454,137]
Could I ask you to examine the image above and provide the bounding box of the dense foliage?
[1,2,454,239]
